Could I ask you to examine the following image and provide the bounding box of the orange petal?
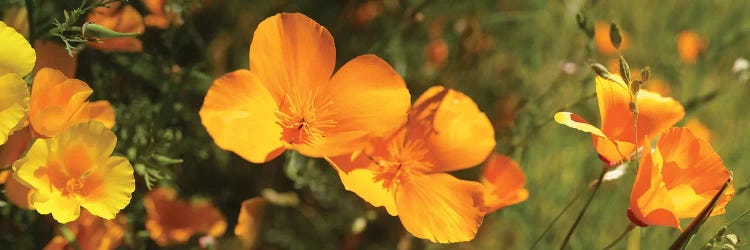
[480,154,528,213]
[80,100,117,129]
[296,55,410,158]
[248,13,336,104]
[234,197,267,248]
[594,21,630,55]
[0,126,31,172]
[145,187,227,246]
[33,40,77,78]
[628,136,681,230]
[685,118,711,142]
[29,68,92,138]
[657,127,733,217]
[395,173,484,243]
[333,165,398,216]
[200,69,284,163]
[408,86,495,173]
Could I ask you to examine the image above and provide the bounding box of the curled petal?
[481,154,528,213]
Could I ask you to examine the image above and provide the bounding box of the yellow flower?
[0,21,34,146]
[13,121,135,223]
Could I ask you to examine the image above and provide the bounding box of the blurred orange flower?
[44,210,127,250]
[33,40,77,78]
[28,68,93,138]
[677,30,706,64]
[200,13,410,163]
[425,39,449,68]
[234,197,268,249]
[628,127,733,230]
[13,121,135,223]
[77,100,117,129]
[144,0,182,29]
[145,187,227,246]
[685,118,711,142]
[480,153,528,213]
[328,86,495,243]
[555,75,684,165]
[86,3,145,52]
[594,21,630,55]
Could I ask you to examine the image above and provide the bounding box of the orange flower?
[28,68,93,138]
[86,3,145,52]
[480,153,528,213]
[200,13,410,163]
[677,30,706,64]
[328,86,495,243]
[33,40,78,78]
[234,197,267,249]
[144,0,182,29]
[555,74,684,165]
[145,187,227,246]
[628,127,733,230]
[685,118,711,141]
[0,127,32,209]
[594,21,630,55]
[13,121,135,223]
[44,210,127,250]
[425,39,449,68]
[77,100,117,129]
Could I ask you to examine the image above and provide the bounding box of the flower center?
[63,178,85,196]
[371,138,432,190]
[276,91,336,146]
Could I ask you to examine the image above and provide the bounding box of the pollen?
[276,90,336,146]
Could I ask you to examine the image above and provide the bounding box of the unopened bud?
[629,101,638,114]
[640,66,651,83]
[630,80,641,97]
[591,63,618,83]
[619,55,631,84]
[609,22,623,50]
[82,22,139,40]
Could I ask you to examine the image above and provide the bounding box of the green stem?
[529,187,586,249]
[603,223,636,250]
[559,168,606,249]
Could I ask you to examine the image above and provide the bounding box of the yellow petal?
[200,69,284,163]
[554,111,607,138]
[81,156,135,220]
[32,191,82,223]
[248,13,336,104]
[0,73,29,145]
[334,166,398,216]
[395,173,484,243]
[12,138,49,189]
[0,21,35,77]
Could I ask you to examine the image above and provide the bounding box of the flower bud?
[82,22,139,40]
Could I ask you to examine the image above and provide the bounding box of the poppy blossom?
[86,3,145,52]
[677,30,706,64]
[44,210,127,250]
[685,118,711,141]
[143,0,182,29]
[234,197,267,248]
[200,13,410,163]
[480,153,528,213]
[594,21,630,55]
[0,21,33,146]
[627,127,733,230]
[28,68,93,138]
[554,74,685,165]
[328,86,495,243]
[13,121,135,223]
[425,39,449,68]
[144,187,227,246]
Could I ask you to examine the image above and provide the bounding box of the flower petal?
[0,73,29,145]
[32,191,82,223]
[12,138,49,189]
[5,175,33,209]
[333,165,398,215]
[628,136,681,230]
[0,127,31,179]
[79,100,117,129]
[249,12,336,104]
[234,197,267,248]
[0,21,35,76]
[481,154,528,213]
[297,55,410,157]
[554,111,607,138]
[395,173,484,243]
[200,69,284,163]
[81,156,135,220]
[29,68,92,138]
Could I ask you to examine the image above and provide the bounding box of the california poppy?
[234,197,267,249]
[200,13,410,163]
[13,121,135,223]
[480,153,528,213]
[44,210,127,250]
[328,86,495,243]
[86,3,145,52]
[594,21,630,55]
[555,74,684,165]
[144,187,227,246]
[0,21,33,146]
[628,127,733,230]
[28,68,93,138]
[677,30,706,64]
[685,118,711,141]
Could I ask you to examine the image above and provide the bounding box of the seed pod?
[82,22,139,40]
[591,63,618,83]
[619,55,631,84]
[630,80,641,97]
[641,66,652,83]
[609,22,623,50]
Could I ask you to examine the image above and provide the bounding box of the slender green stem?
[727,207,750,227]
[559,168,606,249]
[603,223,636,250]
[528,187,586,249]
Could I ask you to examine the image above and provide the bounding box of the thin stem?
[529,187,586,249]
[726,207,750,227]
[25,0,34,42]
[603,223,636,250]
[559,168,606,249]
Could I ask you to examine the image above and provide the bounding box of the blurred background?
[2,0,750,249]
